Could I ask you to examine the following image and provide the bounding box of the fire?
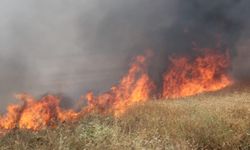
[0,94,79,130]
[163,48,232,98]
[0,47,233,131]
[84,55,155,117]
[0,54,155,130]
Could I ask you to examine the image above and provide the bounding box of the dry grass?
[0,88,249,150]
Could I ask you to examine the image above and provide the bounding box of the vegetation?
[0,88,249,150]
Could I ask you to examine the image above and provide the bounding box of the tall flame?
[84,55,155,117]
[163,48,232,98]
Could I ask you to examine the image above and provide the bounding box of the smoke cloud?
[0,0,249,110]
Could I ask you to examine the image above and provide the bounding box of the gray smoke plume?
[0,0,249,110]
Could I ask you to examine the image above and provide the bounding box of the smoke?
[230,1,250,81]
[0,0,249,110]
[0,0,178,110]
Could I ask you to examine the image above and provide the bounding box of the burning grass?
[0,49,233,131]
[0,48,242,149]
[0,89,249,150]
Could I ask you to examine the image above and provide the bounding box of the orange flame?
[0,54,155,130]
[0,48,233,131]
[163,48,232,98]
[0,94,79,130]
[84,55,155,117]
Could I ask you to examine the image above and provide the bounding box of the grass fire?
[0,0,250,149]
[0,48,233,131]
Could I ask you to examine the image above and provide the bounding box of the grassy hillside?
[0,88,249,150]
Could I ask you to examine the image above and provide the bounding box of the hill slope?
[0,89,249,150]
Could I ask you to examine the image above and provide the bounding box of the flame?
[0,105,21,129]
[0,94,79,130]
[0,54,155,130]
[84,55,155,117]
[0,48,233,131]
[163,48,232,98]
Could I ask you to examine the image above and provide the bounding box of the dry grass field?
[0,85,249,150]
